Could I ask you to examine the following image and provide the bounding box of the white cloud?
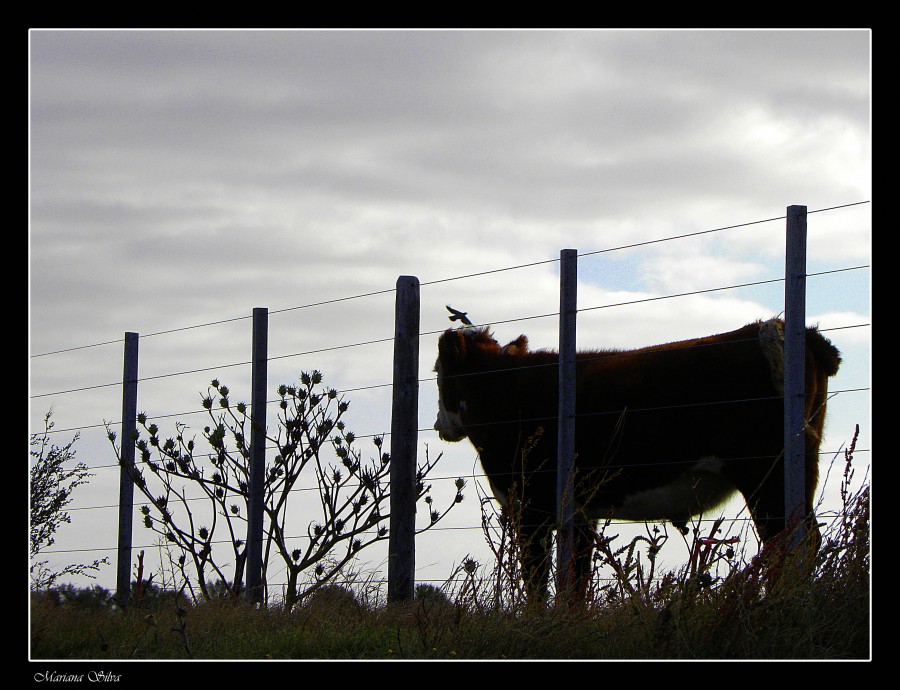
[639,253,765,294]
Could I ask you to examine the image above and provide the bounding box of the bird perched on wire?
[446,305,473,326]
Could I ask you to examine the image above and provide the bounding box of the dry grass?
[29,501,868,660]
[30,435,869,661]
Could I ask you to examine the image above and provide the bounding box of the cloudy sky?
[29,29,870,598]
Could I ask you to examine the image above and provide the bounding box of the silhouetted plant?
[36,583,115,610]
[30,411,109,589]
[302,583,359,613]
[415,583,451,606]
[106,371,464,609]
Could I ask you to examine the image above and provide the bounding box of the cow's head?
[434,329,472,442]
[433,327,528,442]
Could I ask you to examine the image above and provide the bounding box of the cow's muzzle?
[435,404,467,443]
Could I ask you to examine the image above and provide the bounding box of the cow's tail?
[758,319,841,394]
[805,326,841,378]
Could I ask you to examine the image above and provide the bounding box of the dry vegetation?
[30,433,869,661]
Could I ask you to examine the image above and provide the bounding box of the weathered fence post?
[115,332,139,606]
[388,276,420,603]
[556,249,577,603]
[784,206,807,540]
[245,307,268,603]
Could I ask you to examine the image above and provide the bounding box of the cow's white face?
[434,357,468,442]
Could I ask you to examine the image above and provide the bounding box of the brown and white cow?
[434,319,841,603]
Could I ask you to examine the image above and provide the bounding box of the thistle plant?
[106,370,464,609]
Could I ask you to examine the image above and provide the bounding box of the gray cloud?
[29,29,871,594]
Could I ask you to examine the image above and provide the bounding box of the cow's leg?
[801,428,824,556]
[518,510,552,605]
[735,453,822,589]
[572,520,598,604]
[732,447,821,558]
[731,453,787,545]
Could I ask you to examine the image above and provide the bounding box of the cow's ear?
[501,335,528,355]
[439,329,466,362]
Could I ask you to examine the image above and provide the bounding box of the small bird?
[446,305,473,326]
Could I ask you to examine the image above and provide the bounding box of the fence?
[30,203,871,605]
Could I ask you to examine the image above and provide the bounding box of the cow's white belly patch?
[590,456,735,522]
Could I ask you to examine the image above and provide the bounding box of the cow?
[434,319,841,604]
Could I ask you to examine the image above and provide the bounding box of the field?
[30,472,869,661]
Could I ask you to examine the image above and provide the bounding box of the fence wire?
[30,202,871,597]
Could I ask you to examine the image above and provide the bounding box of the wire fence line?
[40,516,757,559]
[29,262,870,404]
[31,268,871,532]
[30,202,871,598]
[55,437,872,520]
[50,379,870,479]
[45,320,870,544]
[32,335,871,543]
[30,200,869,361]
[34,311,870,442]
[40,438,871,563]
[43,456,866,559]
